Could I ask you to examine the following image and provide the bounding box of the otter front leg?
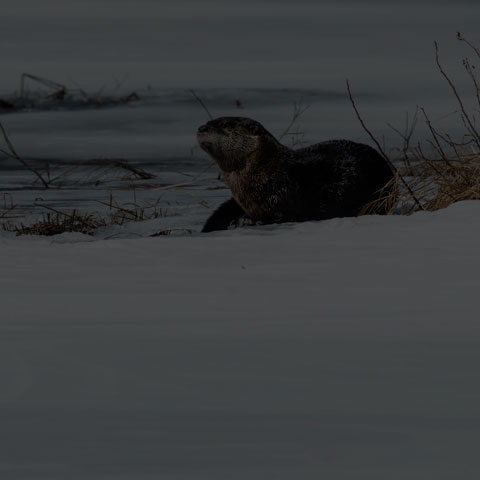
[201,198,248,232]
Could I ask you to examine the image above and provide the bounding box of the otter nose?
[198,125,209,133]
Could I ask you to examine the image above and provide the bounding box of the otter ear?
[254,132,275,150]
[250,125,264,136]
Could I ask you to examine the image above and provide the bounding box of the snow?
[1,201,480,479]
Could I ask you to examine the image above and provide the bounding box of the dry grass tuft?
[358,176,400,215]
[97,190,169,225]
[360,148,480,215]
[401,152,480,212]
[10,209,105,236]
[425,157,480,210]
[1,192,172,236]
[350,34,480,215]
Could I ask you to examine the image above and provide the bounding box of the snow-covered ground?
[1,201,480,479]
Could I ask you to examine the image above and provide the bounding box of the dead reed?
[9,207,105,236]
[0,190,171,236]
[0,122,157,189]
[0,121,50,188]
[83,158,156,181]
[97,189,169,225]
[349,34,480,214]
[0,73,140,114]
[278,98,310,147]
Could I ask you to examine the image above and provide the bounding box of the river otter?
[198,117,394,232]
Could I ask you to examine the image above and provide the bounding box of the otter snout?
[196,125,215,154]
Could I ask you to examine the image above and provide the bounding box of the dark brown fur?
[198,117,394,232]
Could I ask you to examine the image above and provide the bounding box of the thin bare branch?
[434,41,480,147]
[462,57,480,110]
[0,121,49,189]
[20,73,66,98]
[386,107,419,168]
[420,108,450,161]
[457,32,480,60]
[189,90,213,120]
[84,158,156,180]
[278,99,310,142]
[346,79,424,210]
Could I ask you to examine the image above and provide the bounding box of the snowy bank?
[1,201,480,479]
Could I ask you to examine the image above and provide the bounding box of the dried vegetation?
[351,33,480,214]
[1,192,173,237]
[0,73,139,114]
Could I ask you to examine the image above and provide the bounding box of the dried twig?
[386,107,418,167]
[0,121,50,189]
[346,79,424,210]
[0,205,23,220]
[420,108,451,162]
[85,158,156,180]
[96,190,168,224]
[457,32,480,60]
[278,99,310,143]
[20,73,66,98]
[434,41,480,147]
[189,90,213,120]
[462,57,480,109]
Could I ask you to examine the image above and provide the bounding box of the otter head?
[197,117,278,173]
